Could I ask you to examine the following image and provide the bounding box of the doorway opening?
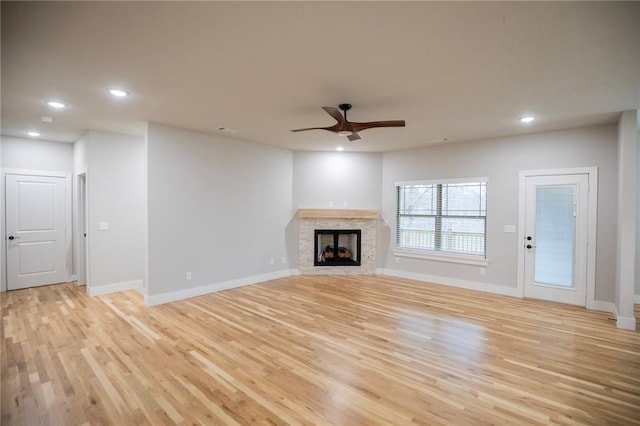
[77,173,88,286]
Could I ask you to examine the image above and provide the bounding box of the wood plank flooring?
[2,275,639,425]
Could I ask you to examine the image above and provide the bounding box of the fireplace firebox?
[314,229,361,266]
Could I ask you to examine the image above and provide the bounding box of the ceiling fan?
[291,103,405,141]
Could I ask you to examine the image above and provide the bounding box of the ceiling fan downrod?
[339,103,352,121]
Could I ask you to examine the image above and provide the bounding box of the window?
[396,179,487,257]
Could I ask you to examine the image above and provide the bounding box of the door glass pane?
[534,185,576,287]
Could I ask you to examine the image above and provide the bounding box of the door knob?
[526,236,532,241]
[8,235,18,240]
[526,244,532,249]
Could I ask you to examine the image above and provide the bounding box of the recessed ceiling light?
[107,88,129,97]
[336,146,344,151]
[41,116,53,123]
[27,131,40,137]
[47,100,67,109]
[520,116,535,123]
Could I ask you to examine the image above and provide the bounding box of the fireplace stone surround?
[297,209,378,275]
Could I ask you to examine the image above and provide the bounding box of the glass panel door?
[523,173,588,306]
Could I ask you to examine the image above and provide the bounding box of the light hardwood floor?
[2,275,639,425]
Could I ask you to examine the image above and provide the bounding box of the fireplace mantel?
[297,209,379,220]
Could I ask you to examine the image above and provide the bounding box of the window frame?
[394,177,489,266]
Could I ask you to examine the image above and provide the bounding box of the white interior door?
[5,174,68,290]
[523,174,589,306]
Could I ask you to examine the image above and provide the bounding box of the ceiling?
[2,2,639,153]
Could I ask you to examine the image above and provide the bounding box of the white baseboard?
[380,268,522,298]
[587,300,616,313]
[87,279,143,297]
[615,305,637,330]
[144,269,296,306]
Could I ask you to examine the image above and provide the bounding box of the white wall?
[146,123,293,302]
[1,136,73,172]
[293,151,382,210]
[0,138,2,293]
[615,111,637,328]
[1,136,74,291]
[382,124,618,303]
[73,131,146,294]
[636,113,640,302]
[292,151,384,267]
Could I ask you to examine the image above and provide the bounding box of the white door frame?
[517,167,598,308]
[76,172,89,286]
[3,168,73,288]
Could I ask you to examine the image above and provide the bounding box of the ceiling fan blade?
[351,120,406,133]
[292,105,405,140]
[291,126,338,133]
[322,107,347,126]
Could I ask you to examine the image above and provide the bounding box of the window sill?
[393,248,489,266]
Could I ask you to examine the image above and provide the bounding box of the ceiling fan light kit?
[291,103,405,142]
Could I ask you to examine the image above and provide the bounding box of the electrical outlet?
[479,267,486,275]
[395,257,400,264]
[270,258,275,265]
[343,201,348,208]
[282,257,287,264]
[186,272,192,280]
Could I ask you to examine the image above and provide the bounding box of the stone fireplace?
[298,209,378,275]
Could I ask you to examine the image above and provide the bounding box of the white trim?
[144,269,296,306]
[516,167,598,308]
[635,294,640,304]
[615,305,637,330]
[381,268,521,298]
[518,167,598,178]
[382,268,620,313]
[395,176,488,186]
[589,300,616,313]
[2,168,71,179]
[75,172,89,288]
[393,249,488,266]
[87,279,143,296]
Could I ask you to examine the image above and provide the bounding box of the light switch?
[99,222,110,230]
[504,225,516,233]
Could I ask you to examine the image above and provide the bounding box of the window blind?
[396,180,487,257]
